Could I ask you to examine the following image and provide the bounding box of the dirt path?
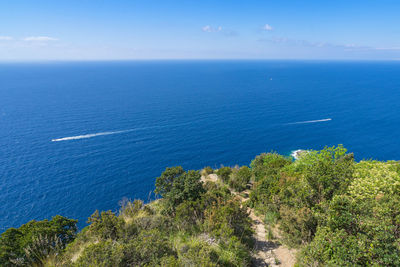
[201,174,296,266]
[248,205,296,267]
[236,190,296,267]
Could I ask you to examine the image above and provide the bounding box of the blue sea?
[1,60,400,231]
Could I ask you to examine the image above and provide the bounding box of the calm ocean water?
[1,61,400,231]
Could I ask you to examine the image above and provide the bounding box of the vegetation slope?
[1,145,399,266]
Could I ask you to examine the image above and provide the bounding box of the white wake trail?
[51,130,133,142]
[287,118,332,125]
[51,122,194,142]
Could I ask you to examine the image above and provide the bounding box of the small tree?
[202,166,214,176]
[154,167,205,211]
[250,152,292,181]
[216,167,232,183]
[229,166,252,192]
[155,166,185,197]
[88,210,124,240]
[0,215,77,266]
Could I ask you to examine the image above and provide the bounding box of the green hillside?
[1,145,399,266]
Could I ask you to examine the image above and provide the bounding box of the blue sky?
[1,0,400,60]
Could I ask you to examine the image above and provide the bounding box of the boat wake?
[51,122,193,142]
[51,130,133,142]
[286,118,332,125]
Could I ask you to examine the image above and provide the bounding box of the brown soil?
[248,206,297,267]
[201,174,297,266]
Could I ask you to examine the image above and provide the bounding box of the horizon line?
[0,58,400,63]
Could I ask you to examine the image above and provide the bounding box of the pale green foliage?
[349,160,400,200]
[119,199,144,218]
[0,215,77,266]
[7,146,400,266]
[216,167,232,183]
[229,166,252,192]
[59,167,252,266]
[250,152,292,181]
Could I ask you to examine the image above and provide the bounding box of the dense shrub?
[56,167,253,266]
[202,166,214,175]
[177,240,219,266]
[249,153,293,215]
[298,145,354,206]
[4,145,398,266]
[348,160,400,200]
[74,240,120,267]
[117,229,176,266]
[87,210,124,240]
[203,198,254,247]
[250,152,292,181]
[216,167,232,183]
[155,167,205,212]
[264,146,355,245]
[299,195,400,266]
[0,215,77,266]
[119,199,144,218]
[279,205,317,246]
[248,145,400,265]
[297,227,364,266]
[174,200,203,231]
[229,166,252,192]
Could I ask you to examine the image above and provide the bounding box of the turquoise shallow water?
[1,60,400,231]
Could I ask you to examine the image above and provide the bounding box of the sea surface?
[1,60,400,231]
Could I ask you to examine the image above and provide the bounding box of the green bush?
[119,199,144,218]
[300,145,354,206]
[87,210,124,240]
[203,198,254,248]
[0,215,77,266]
[298,227,364,267]
[203,166,214,175]
[250,152,292,181]
[74,240,121,267]
[349,160,400,200]
[155,167,205,212]
[4,145,399,266]
[299,194,400,266]
[177,240,218,266]
[229,166,252,192]
[216,167,232,183]
[117,229,176,266]
[175,200,202,231]
[279,205,317,246]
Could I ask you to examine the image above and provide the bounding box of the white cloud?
[23,36,58,41]
[262,24,273,31]
[0,36,13,41]
[202,25,222,32]
[202,25,212,32]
